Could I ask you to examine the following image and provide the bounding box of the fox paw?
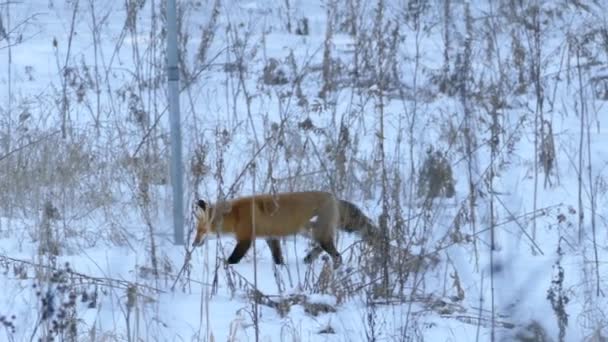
[226,256,240,264]
[303,254,314,264]
[332,256,343,269]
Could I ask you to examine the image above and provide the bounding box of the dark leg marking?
[304,241,342,267]
[266,238,285,265]
[227,239,252,264]
[319,240,342,268]
[303,245,324,264]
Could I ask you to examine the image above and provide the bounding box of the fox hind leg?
[303,241,342,268]
[266,238,285,265]
[319,240,342,268]
[227,239,252,264]
[306,198,342,268]
[303,245,323,264]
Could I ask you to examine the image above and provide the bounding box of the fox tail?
[337,199,381,243]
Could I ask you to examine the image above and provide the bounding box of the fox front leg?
[265,238,285,265]
[227,239,252,264]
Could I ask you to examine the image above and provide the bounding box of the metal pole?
[166,0,184,245]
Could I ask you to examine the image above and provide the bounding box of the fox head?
[192,199,232,247]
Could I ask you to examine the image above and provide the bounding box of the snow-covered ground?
[1,1,607,341]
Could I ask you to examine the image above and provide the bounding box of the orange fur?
[193,191,377,268]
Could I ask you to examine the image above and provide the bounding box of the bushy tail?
[337,199,380,243]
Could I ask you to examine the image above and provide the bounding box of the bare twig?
[0,131,61,163]
[0,254,164,294]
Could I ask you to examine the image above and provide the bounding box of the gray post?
[166,0,184,245]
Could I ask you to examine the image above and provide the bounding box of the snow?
[1,0,607,341]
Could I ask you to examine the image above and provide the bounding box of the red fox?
[192,191,378,268]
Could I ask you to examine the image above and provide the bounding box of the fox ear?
[197,199,207,211]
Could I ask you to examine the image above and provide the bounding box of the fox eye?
[197,199,207,211]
